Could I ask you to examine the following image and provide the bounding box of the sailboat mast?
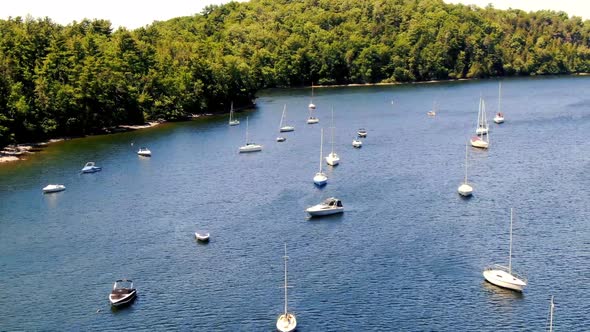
[331,107,335,154]
[509,208,513,274]
[464,143,468,184]
[284,243,288,315]
[319,128,324,172]
[280,104,286,130]
[549,295,554,332]
[245,117,249,144]
[230,102,234,123]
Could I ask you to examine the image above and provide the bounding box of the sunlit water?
[1,76,589,331]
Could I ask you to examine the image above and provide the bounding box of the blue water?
[1,76,589,331]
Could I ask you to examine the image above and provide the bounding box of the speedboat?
[109,279,137,307]
[306,197,344,217]
[352,138,362,148]
[470,136,489,149]
[137,147,151,156]
[276,137,286,142]
[494,112,505,124]
[357,128,367,137]
[42,184,66,193]
[81,162,101,173]
[239,143,263,153]
[195,232,210,242]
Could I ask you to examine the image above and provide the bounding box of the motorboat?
[325,108,340,166]
[306,197,344,217]
[458,143,473,197]
[137,147,151,156]
[228,102,240,126]
[352,138,362,148]
[279,104,295,132]
[276,244,297,332]
[239,117,262,153]
[42,184,65,193]
[195,232,210,242]
[483,209,527,292]
[276,137,286,142]
[109,279,137,307]
[81,162,102,173]
[494,82,505,124]
[357,128,367,137]
[313,129,328,186]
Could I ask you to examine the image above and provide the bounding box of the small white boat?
[109,279,137,307]
[195,232,210,242]
[357,128,367,138]
[279,104,295,132]
[276,137,286,142]
[306,197,344,217]
[81,162,102,173]
[276,244,297,332]
[325,108,340,166]
[228,102,240,126]
[352,138,362,148]
[458,144,473,197]
[494,82,505,124]
[42,184,66,193]
[483,208,527,292]
[313,129,328,186]
[427,100,437,116]
[470,135,489,149]
[239,117,262,153]
[137,147,151,156]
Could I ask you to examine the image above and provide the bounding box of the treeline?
[1,0,590,147]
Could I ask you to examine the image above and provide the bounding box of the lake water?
[1,76,589,331]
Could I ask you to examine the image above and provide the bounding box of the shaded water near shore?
[1,76,589,330]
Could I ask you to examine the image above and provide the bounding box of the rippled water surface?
[1,76,589,331]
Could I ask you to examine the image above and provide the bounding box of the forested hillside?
[1,0,589,147]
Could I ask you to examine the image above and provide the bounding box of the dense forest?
[1,0,589,147]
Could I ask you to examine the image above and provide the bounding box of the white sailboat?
[276,243,297,332]
[228,102,240,126]
[458,143,473,196]
[239,117,262,153]
[471,98,490,149]
[325,107,340,166]
[494,82,505,124]
[279,104,295,132]
[475,96,489,135]
[313,128,328,186]
[483,208,527,292]
[307,83,319,124]
[427,100,437,116]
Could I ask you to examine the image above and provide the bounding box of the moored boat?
[195,232,210,242]
[137,147,151,156]
[109,279,137,307]
[42,184,66,193]
[306,197,344,217]
[81,162,102,173]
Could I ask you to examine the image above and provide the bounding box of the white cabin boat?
[483,208,527,292]
[81,162,102,173]
[42,184,66,193]
[137,147,151,156]
[306,197,344,217]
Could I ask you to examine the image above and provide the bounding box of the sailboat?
[458,143,473,196]
[307,83,319,124]
[276,244,297,332]
[546,296,555,332]
[238,117,262,153]
[475,96,489,135]
[279,104,295,132]
[313,128,328,186]
[325,107,340,166]
[494,82,505,124]
[471,98,490,149]
[483,208,527,292]
[228,102,240,126]
[427,100,437,116]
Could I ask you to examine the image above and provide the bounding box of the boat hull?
[229,120,240,126]
[81,167,102,173]
[325,154,340,166]
[276,313,297,332]
[458,183,473,197]
[476,127,489,135]
[483,269,526,292]
[306,206,343,216]
[470,138,488,149]
[137,152,151,157]
[239,144,262,153]
[352,141,362,148]
[195,233,210,242]
[109,290,137,307]
[313,174,327,186]
[280,126,294,132]
[307,118,319,124]
[493,117,504,124]
[43,185,66,193]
